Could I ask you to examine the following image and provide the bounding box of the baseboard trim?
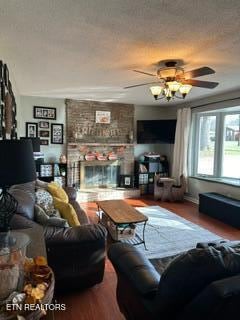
[184,195,199,204]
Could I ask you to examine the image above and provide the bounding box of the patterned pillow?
[35,188,55,215]
[34,204,69,228]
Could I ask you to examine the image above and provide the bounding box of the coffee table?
[97,200,148,250]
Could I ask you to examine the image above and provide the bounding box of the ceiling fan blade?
[183,79,219,89]
[124,81,159,89]
[133,69,156,77]
[183,67,215,79]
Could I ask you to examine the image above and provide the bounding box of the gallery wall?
[18,96,66,162]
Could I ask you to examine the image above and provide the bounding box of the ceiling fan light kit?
[149,82,192,101]
[125,60,219,102]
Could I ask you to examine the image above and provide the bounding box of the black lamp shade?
[20,137,40,152]
[0,140,36,188]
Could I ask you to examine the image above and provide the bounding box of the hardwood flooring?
[54,198,240,320]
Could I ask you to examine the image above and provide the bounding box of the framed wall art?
[96,111,111,124]
[39,121,49,129]
[26,122,38,138]
[51,123,63,144]
[40,139,49,146]
[119,175,134,188]
[33,106,56,120]
[39,130,50,138]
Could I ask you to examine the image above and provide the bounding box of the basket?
[107,221,136,241]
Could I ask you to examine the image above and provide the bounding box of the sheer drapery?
[172,108,191,184]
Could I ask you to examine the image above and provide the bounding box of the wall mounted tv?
[137,120,177,144]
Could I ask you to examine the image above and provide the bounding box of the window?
[192,108,240,183]
[222,114,240,178]
[197,115,216,175]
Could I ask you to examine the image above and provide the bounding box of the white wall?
[134,105,178,169]
[19,96,66,162]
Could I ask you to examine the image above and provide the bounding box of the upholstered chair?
[153,174,164,200]
[171,175,186,202]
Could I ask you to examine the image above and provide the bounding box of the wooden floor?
[54,198,240,320]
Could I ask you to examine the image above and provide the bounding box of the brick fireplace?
[66,99,134,188]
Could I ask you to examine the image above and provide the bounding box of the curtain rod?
[191,96,240,109]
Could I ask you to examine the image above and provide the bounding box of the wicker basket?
[25,270,55,320]
[107,221,136,241]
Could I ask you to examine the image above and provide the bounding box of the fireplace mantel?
[80,160,120,165]
[68,143,134,147]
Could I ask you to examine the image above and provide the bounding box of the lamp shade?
[20,137,41,152]
[0,140,36,187]
[150,86,163,96]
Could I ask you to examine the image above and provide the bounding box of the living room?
[0,1,240,319]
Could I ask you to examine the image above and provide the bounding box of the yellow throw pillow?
[53,197,80,227]
[47,182,69,203]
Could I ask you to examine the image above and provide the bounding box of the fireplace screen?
[80,161,120,188]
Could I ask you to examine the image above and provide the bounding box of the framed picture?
[51,123,63,144]
[40,164,52,176]
[33,106,56,120]
[40,139,49,146]
[119,175,134,188]
[26,122,38,138]
[39,121,49,129]
[96,111,111,124]
[39,130,50,138]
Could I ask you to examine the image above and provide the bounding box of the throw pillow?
[53,197,80,227]
[34,204,69,228]
[47,182,69,203]
[158,242,240,311]
[36,179,48,189]
[35,188,55,215]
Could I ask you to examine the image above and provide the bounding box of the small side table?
[159,177,175,201]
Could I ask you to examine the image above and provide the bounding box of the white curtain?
[172,107,191,184]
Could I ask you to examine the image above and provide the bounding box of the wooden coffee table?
[97,200,148,249]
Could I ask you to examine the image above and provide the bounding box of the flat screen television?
[137,120,177,144]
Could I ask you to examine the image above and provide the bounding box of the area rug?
[128,206,224,259]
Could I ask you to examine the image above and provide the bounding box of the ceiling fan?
[124,60,219,101]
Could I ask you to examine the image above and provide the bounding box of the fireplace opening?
[80,160,120,189]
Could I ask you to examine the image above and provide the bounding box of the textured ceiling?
[0,0,240,105]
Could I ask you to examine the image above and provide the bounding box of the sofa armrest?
[63,186,77,200]
[45,224,107,291]
[182,275,240,319]
[10,214,40,230]
[108,243,160,298]
[44,223,106,244]
[69,199,89,225]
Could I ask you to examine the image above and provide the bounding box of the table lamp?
[20,137,41,152]
[0,140,36,232]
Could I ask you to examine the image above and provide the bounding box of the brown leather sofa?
[108,241,240,320]
[9,181,107,292]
